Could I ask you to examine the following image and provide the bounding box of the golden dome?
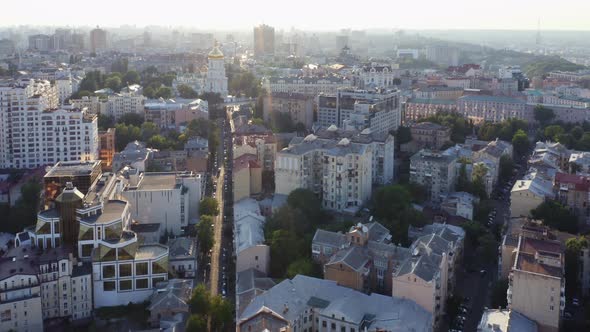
[208,42,224,59]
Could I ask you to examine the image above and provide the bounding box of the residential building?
[122,171,203,235]
[144,98,208,130]
[98,128,116,170]
[253,24,275,57]
[403,98,458,122]
[237,275,433,332]
[233,154,262,201]
[69,96,102,114]
[569,151,590,173]
[314,126,395,185]
[477,309,538,332]
[234,198,270,274]
[441,191,479,220]
[0,79,98,169]
[507,235,564,332]
[233,132,277,172]
[89,27,107,53]
[263,92,314,130]
[457,95,531,124]
[0,249,44,332]
[410,149,457,203]
[426,45,459,66]
[184,137,208,154]
[28,34,52,51]
[409,122,452,150]
[236,268,275,317]
[204,43,228,96]
[55,77,73,104]
[263,75,352,97]
[510,172,554,218]
[317,88,401,135]
[275,134,373,213]
[554,172,590,217]
[168,237,198,278]
[147,279,193,328]
[112,141,155,172]
[103,91,146,121]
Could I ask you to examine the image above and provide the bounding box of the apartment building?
[317,88,401,135]
[233,154,262,202]
[69,96,102,114]
[275,134,373,213]
[554,172,590,217]
[144,98,208,130]
[98,128,116,170]
[314,126,395,185]
[103,91,146,121]
[507,235,564,332]
[237,275,433,332]
[0,79,98,169]
[0,251,44,332]
[457,95,531,124]
[403,98,458,122]
[410,122,452,150]
[234,198,270,274]
[122,172,203,235]
[233,133,276,172]
[510,172,554,218]
[112,141,155,172]
[410,149,457,203]
[263,75,351,97]
[262,92,314,130]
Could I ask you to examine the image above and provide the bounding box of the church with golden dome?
[205,42,228,96]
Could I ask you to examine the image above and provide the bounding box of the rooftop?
[135,244,169,261]
[80,200,127,224]
[136,173,179,191]
[44,160,101,178]
[477,309,538,332]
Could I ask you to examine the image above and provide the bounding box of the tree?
[571,126,584,140]
[268,229,306,277]
[122,70,140,85]
[286,258,314,279]
[534,105,555,126]
[499,155,514,183]
[141,122,160,141]
[531,200,578,233]
[118,113,144,126]
[395,126,412,145]
[195,216,214,257]
[565,237,588,297]
[512,129,529,156]
[456,162,470,192]
[491,279,509,308]
[461,220,486,248]
[177,84,199,99]
[114,123,141,150]
[111,58,128,73]
[476,233,498,264]
[147,134,170,150]
[185,315,207,332]
[199,197,219,216]
[105,76,122,92]
[156,86,172,99]
[544,125,564,141]
[188,284,211,315]
[209,296,233,330]
[287,188,322,223]
[98,114,115,130]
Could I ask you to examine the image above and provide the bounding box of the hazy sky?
[2,0,590,31]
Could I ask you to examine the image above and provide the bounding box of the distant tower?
[205,41,228,96]
[535,19,542,46]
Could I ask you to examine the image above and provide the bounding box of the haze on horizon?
[2,0,590,31]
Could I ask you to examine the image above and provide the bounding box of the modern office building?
[98,128,116,170]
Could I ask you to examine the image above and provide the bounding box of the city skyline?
[2,0,590,31]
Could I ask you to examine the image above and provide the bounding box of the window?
[136,262,148,275]
[61,262,66,272]
[103,281,115,291]
[119,280,132,291]
[322,321,327,328]
[119,264,132,277]
[152,277,166,288]
[136,279,148,289]
[102,265,115,278]
[331,323,336,330]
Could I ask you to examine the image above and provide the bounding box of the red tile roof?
[555,172,590,191]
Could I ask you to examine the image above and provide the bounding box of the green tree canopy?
[185,315,207,332]
[188,284,211,315]
[565,237,588,297]
[534,105,555,126]
[177,84,199,99]
[543,125,564,141]
[123,70,141,85]
[118,113,144,127]
[512,129,529,156]
[195,216,214,257]
[395,126,412,144]
[199,197,220,216]
[531,200,578,233]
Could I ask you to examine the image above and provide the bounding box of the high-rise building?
[317,88,402,135]
[253,24,275,57]
[28,34,52,51]
[89,27,107,53]
[99,128,116,170]
[409,149,457,203]
[0,79,99,169]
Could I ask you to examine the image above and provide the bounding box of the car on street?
[564,312,573,320]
